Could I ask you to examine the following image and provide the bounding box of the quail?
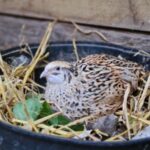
[40,54,144,120]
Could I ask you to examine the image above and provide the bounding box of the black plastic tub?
[0,41,150,150]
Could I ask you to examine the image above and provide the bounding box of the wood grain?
[0,0,150,31]
[0,15,150,53]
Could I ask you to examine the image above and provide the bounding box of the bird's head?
[40,61,73,84]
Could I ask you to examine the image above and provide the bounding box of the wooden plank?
[0,0,150,31]
[0,15,150,52]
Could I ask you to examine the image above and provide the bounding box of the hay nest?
[0,21,150,142]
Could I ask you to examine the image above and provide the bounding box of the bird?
[40,54,144,120]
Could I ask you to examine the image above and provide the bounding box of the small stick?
[34,112,61,125]
[72,38,79,61]
[116,111,150,125]
[37,124,72,137]
[59,114,96,130]
[122,83,131,139]
[72,21,108,42]
[105,130,128,141]
[139,74,150,110]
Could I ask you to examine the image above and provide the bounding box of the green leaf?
[13,102,28,121]
[49,116,59,125]
[39,102,71,125]
[38,102,70,125]
[57,115,70,125]
[39,102,58,125]
[13,96,42,121]
[70,124,84,131]
[39,102,53,117]
[17,99,84,131]
[50,115,70,125]
[39,102,84,130]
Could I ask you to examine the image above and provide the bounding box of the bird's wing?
[76,54,144,90]
[75,55,126,105]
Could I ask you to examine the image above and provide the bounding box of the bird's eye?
[56,67,60,70]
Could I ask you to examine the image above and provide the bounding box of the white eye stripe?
[48,75,64,84]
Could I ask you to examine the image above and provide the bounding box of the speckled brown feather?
[43,54,144,120]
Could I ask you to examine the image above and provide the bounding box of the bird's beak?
[40,70,47,78]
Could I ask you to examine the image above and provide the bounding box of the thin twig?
[139,74,150,110]
[72,21,108,42]
[72,38,79,61]
[122,83,131,139]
